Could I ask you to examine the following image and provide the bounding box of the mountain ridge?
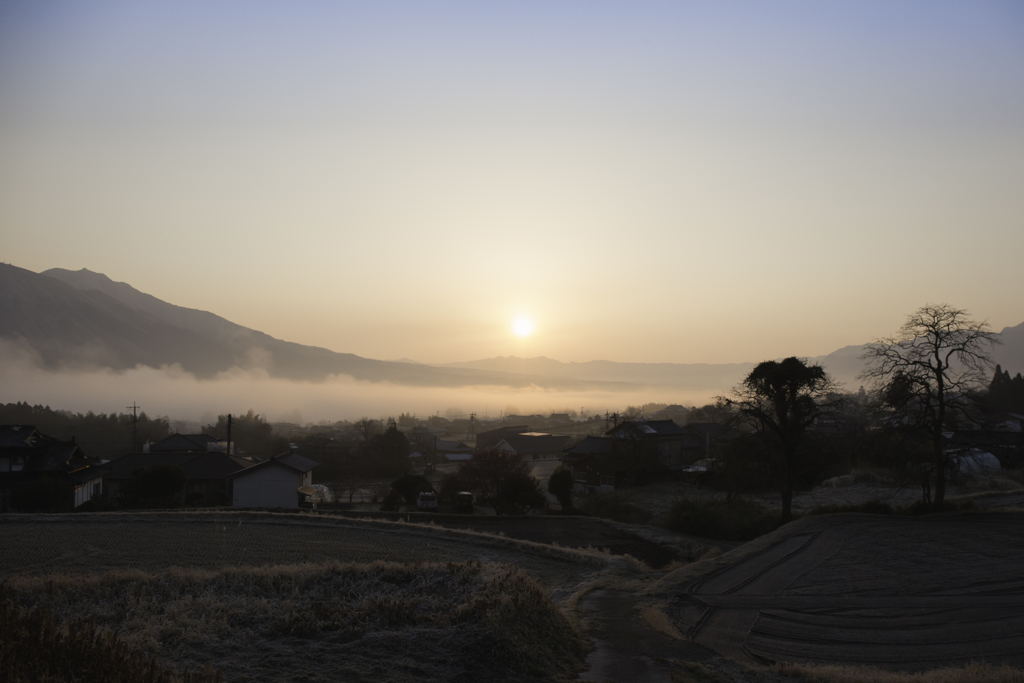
[0,265,633,391]
[3,264,1020,396]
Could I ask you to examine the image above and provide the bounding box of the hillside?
[1,265,630,390]
[3,264,1020,394]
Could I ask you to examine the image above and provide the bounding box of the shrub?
[456,449,535,510]
[494,472,546,515]
[390,474,433,504]
[667,497,780,541]
[10,475,74,512]
[548,468,574,508]
[579,493,652,524]
[379,491,403,512]
[185,491,206,507]
[438,470,476,507]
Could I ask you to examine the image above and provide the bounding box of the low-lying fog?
[0,342,715,423]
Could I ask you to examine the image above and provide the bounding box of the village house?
[0,425,107,511]
[475,425,530,450]
[560,436,619,493]
[493,432,572,461]
[230,450,318,508]
[606,419,705,471]
[560,419,717,492]
[685,423,742,459]
[104,433,254,505]
[435,439,475,462]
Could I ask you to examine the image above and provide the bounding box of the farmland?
[651,512,1024,672]
[0,511,612,592]
[5,510,1024,682]
[0,511,617,682]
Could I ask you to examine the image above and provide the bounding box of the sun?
[512,317,535,338]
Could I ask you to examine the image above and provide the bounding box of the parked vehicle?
[455,491,474,514]
[416,491,438,511]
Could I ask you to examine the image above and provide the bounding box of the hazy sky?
[3,1,1022,365]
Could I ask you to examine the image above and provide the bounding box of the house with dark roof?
[475,425,530,450]
[0,425,107,511]
[685,423,741,459]
[559,420,707,492]
[493,433,572,461]
[606,420,705,471]
[147,433,228,454]
[229,451,318,508]
[560,436,620,493]
[103,450,255,505]
[435,439,475,461]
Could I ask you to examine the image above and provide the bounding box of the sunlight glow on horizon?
[513,318,536,338]
[0,1,1021,365]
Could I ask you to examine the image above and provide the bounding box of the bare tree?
[621,405,645,420]
[725,357,842,522]
[860,304,998,509]
[351,417,381,443]
[457,449,541,514]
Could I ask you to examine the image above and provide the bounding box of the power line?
[126,402,139,452]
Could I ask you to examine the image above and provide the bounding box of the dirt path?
[577,589,674,683]
[668,512,1024,671]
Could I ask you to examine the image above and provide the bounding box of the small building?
[146,433,231,454]
[230,451,318,508]
[560,436,620,493]
[103,450,253,505]
[0,425,107,511]
[607,420,705,471]
[493,433,572,461]
[475,425,530,450]
[435,439,474,461]
[685,423,741,460]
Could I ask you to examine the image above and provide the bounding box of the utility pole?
[127,402,139,453]
[226,413,232,455]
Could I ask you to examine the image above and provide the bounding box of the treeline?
[989,365,1024,414]
[0,402,170,460]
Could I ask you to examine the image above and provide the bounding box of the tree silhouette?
[727,357,841,522]
[548,467,574,509]
[861,304,998,510]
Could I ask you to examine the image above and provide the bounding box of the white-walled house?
[229,451,318,508]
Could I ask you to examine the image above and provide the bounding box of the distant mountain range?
[2,263,1022,397]
[0,264,629,390]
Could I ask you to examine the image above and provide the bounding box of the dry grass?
[775,661,1024,683]
[0,586,221,683]
[639,604,686,640]
[5,560,588,683]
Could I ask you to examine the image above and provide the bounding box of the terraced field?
[0,511,609,593]
[0,511,620,682]
[667,512,1024,671]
